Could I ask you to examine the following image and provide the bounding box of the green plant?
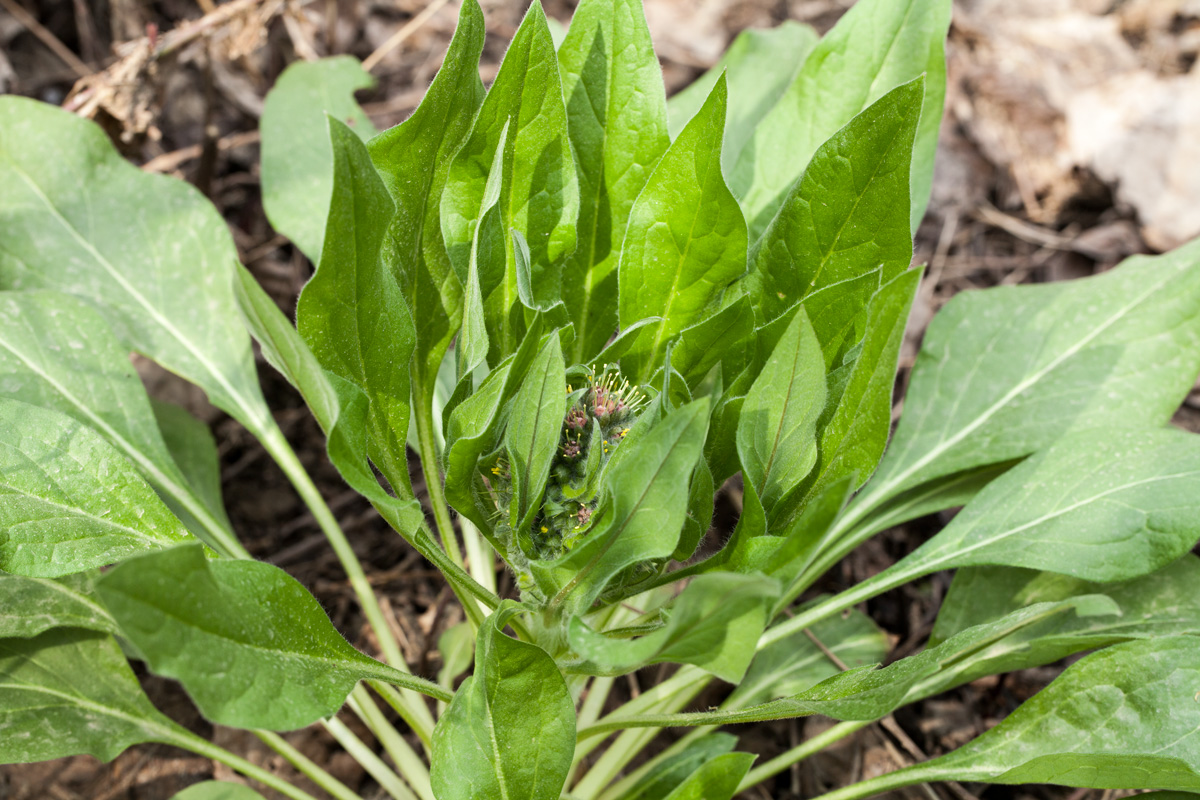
[2,0,1200,798]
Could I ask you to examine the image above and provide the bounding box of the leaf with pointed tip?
[0,629,187,764]
[505,334,567,535]
[96,544,450,732]
[845,241,1200,530]
[878,637,1200,792]
[296,116,414,495]
[431,604,575,800]
[671,295,754,390]
[737,307,826,517]
[261,56,377,264]
[568,572,777,681]
[0,571,115,638]
[369,1,485,410]
[172,783,266,800]
[150,398,232,536]
[728,602,888,709]
[618,74,748,382]
[660,752,756,800]
[441,1,579,355]
[0,399,193,577]
[558,0,671,361]
[730,0,951,238]
[668,22,817,164]
[613,734,739,800]
[737,79,922,330]
[0,96,273,439]
[0,290,235,552]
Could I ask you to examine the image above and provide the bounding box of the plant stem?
[737,720,869,793]
[349,685,434,800]
[254,730,362,800]
[165,727,320,800]
[324,716,419,800]
[260,422,405,668]
[805,763,943,800]
[413,403,465,569]
[371,680,434,751]
[461,516,497,619]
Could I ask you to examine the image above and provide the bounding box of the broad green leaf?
[537,399,709,610]
[296,116,414,495]
[618,74,748,381]
[150,398,232,536]
[568,572,777,682]
[728,602,888,709]
[431,604,575,800]
[660,752,755,800]
[884,637,1200,791]
[731,0,951,237]
[441,0,579,353]
[0,290,235,552]
[845,241,1200,530]
[0,398,193,577]
[96,544,450,731]
[737,308,826,516]
[557,0,671,361]
[505,334,567,535]
[0,629,187,763]
[737,79,922,329]
[260,56,377,264]
[0,571,115,638]
[614,733,738,800]
[871,427,1200,590]
[466,122,512,367]
[369,0,485,415]
[668,21,818,165]
[794,268,920,517]
[923,556,1200,690]
[670,296,754,390]
[172,783,266,800]
[0,97,273,439]
[673,457,715,561]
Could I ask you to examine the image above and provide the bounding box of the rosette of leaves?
[4,0,1200,800]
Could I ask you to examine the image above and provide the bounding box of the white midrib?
[10,162,271,436]
[835,267,1178,538]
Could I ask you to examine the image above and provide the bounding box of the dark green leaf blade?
[296,117,414,495]
[431,605,575,800]
[96,544,449,731]
[730,0,952,237]
[505,334,567,534]
[660,752,756,800]
[0,571,116,638]
[0,398,193,577]
[618,74,748,382]
[0,96,273,439]
[0,629,185,763]
[260,56,377,264]
[150,398,233,537]
[557,0,671,361]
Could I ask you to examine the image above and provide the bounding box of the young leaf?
[557,0,671,361]
[260,56,377,264]
[0,571,116,638]
[431,604,575,800]
[728,602,888,709]
[0,398,193,577]
[668,21,818,163]
[172,783,266,800]
[879,637,1200,792]
[845,241,1200,529]
[296,116,414,495]
[0,97,274,440]
[731,0,952,237]
[613,733,739,800]
[618,74,749,381]
[660,752,756,800]
[737,79,922,328]
[0,629,186,763]
[0,291,235,552]
[505,334,567,535]
[369,0,485,420]
[441,0,579,351]
[567,572,778,682]
[737,307,827,516]
[540,399,710,611]
[96,543,450,732]
[670,295,755,390]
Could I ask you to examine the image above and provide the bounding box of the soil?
[1,0,1199,799]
